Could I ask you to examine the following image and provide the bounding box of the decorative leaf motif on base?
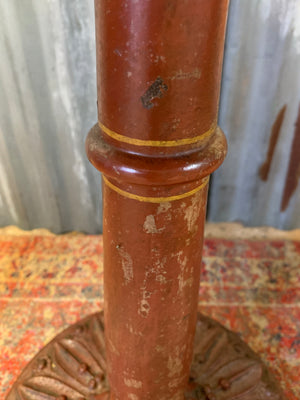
[8,313,109,400]
[7,312,284,400]
[186,314,284,400]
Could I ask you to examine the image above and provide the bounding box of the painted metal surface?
[87,1,229,397]
[0,0,299,232]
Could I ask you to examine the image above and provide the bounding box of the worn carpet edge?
[205,222,300,240]
[1,223,300,241]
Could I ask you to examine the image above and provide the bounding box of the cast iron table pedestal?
[7,1,284,399]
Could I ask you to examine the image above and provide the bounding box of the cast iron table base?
[7,312,283,400]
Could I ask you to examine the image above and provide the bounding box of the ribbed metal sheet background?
[0,0,299,233]
[209,0,300,230]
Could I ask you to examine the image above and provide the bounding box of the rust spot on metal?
[78,363,88,374]
[75,325,84,335]
[220,379,230,390]
[96,373,105,383]
[141,77,168,109]
[281,103,300,211]
[259,105,287,181]
[89,378,97,390]
[36,358,47,371]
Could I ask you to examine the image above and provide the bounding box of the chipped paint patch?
[126,323,143,337]
[157,202,171,214]
[143,215,164,234]
[143,203,171,234]
[117,247,133,284]
[138,299,151,318]
[178,273,193,293]
[155,344,165,353]
[168,378,182,389]
[167,352,183,378]
[176,252,193,293]
[138,257,168,318]
[107,338,120,356]
[184,192,201,233]
[156,274,167,284]
[124,378,143,388]
[128,394,139,400]
[168,68,202,80]
[154,258,168,282]
[141,77,168,109]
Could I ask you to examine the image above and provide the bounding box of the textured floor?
[0,224,299,399]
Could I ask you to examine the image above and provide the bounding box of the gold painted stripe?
[103,175,209,203]
[99,121,216,147]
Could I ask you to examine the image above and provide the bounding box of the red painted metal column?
[87,1,229,399]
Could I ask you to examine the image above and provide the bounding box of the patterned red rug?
[0,224,299,399]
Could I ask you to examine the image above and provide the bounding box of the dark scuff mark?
[141,77,168,109]
[259,105,287,181]
[281,103,300,211]
[114,48,122,57]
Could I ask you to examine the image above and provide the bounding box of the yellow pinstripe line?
[99,121,216,147]
[103,175,209,203]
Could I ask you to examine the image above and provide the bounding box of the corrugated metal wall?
[209,0,300,230]
[0,0,299,233]
[0,0,101,233]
